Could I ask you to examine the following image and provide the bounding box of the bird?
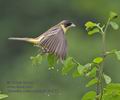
[8,20,76,60]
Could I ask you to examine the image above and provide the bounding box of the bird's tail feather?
[8,37,39,44]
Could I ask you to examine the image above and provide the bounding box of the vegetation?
[31,12,120,100]
[0,93,8,99]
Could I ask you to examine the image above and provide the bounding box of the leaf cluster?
[0,92,8,99]
[29,11,120,100]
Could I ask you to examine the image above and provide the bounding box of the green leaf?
[85,21,100,35]
[88,28,100,35]
[86,78,98,87]
[105,83,120,93]
[86,67,97,78]
[76,63,92,77]
[110,11,118,20]
[110,21,119,30]
[93,57,103,64]
[103,83,120,100]
[72,70,81,78]
[82,91,96,100]
[77,64,85,76]
[84,63,92,68]
[30,54,42,65]
[77,63,92,76]
[85,21,97,30]
[47,54,57,68]
[0,94,8,99]
[62,57,76,75]
[115,51,120,60]
[103,94,120,100]
[103,74,112,84]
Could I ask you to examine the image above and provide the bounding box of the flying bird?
[8,20,76,60]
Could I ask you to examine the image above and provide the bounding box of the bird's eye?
[64,22,72,27]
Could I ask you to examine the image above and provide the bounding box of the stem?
[96,18,110,100]
[104,18,110,34]
[99,34,106,100]
[96,65,100,99]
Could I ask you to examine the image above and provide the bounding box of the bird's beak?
[71,23,76,27]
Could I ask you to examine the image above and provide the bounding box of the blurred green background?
[0,0,120,100]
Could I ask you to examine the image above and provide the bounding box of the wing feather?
[40,27,67,59]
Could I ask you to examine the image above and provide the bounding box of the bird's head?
[60,20,76,32]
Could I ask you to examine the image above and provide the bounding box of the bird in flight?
[9,20,76,60]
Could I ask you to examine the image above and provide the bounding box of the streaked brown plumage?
[8,20,76,60]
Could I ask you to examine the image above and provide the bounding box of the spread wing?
[39,27,67,60]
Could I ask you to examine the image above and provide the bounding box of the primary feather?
[39,26,67,59]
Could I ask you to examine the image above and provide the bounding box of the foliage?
[115,51,120,61]
[62,57,76,75]
[0,93,8,99]
[82,91,96,100]
[103,83,120,100]
[86,78,98,87]
[30,11,120,100]
[103,74,112,84]
[30,54,42,66]
[47,54,57,69]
